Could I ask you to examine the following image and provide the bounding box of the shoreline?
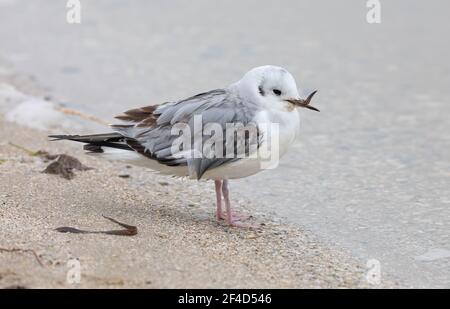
[0,68,394,288]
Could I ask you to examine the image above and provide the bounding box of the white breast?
[202,109,300,180]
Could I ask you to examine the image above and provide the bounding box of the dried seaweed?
[8,142,38,156]
[7,143,92,179]
[41,153,92,179]
[55,215,137,236]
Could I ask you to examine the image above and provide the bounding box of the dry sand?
[0,116,382,288]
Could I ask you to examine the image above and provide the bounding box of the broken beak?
[286,90,319,112]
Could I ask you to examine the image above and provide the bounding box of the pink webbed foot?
[219,212,261,229]
[217,212,252,222]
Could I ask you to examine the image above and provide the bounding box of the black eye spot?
[258,86,265,96]
[272,89,282,96]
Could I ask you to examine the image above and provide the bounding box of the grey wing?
[112,89,262,179]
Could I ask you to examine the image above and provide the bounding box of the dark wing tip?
[48,134,76,141]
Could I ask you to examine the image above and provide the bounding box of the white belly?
[203,109,300,179]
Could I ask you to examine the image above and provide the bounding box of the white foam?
[0,83,27,109]
[5,98,84,131]
[0,83,106,132]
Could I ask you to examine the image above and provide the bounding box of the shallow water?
[1,0,449,287]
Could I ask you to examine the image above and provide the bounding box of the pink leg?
[222,180,233,225]
[214,180,222,221]
[221,180,257,228]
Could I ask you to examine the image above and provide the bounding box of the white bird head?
[234,65,319,112]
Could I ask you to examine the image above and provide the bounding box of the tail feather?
[49,133,123,142]
[49,133,133,151]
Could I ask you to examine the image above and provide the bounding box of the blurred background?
[0,0,449,288]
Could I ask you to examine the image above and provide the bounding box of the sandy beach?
[0,116,375,288]
[2,0,449,289]
[0,66,388,288]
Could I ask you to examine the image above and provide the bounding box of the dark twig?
[0,247,44,267]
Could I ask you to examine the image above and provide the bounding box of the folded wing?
[112,89,262,179]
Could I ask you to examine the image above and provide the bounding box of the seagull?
[50,65,319,228]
